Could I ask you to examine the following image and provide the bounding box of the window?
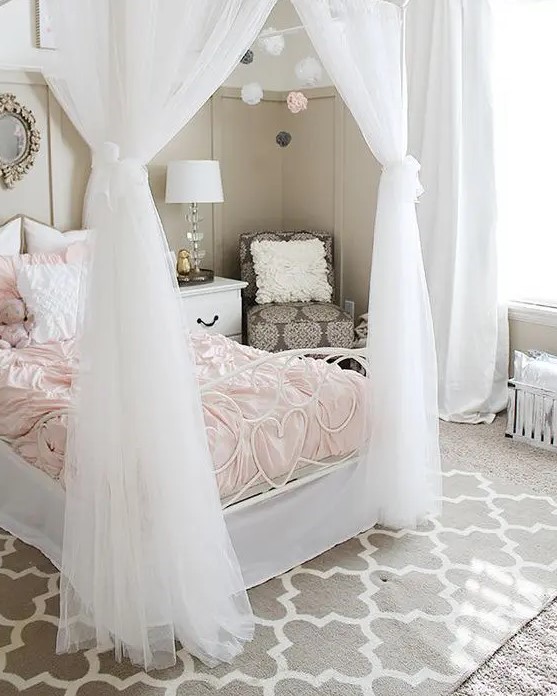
[494,0,557,307]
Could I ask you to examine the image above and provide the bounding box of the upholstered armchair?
[239,230,354,352]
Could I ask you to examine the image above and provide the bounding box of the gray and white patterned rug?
[1,421,557,695]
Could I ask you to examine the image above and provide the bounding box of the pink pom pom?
[287,91,308,114]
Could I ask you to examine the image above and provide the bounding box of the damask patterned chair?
[239,230,354,352]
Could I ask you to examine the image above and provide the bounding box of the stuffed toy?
[0,298,30,350]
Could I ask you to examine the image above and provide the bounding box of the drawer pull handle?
[197,314,219,328]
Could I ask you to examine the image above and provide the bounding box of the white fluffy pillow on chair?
[252,238,332,304]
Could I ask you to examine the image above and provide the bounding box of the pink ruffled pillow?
[65,241,89,265]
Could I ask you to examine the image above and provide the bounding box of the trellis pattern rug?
[1,467,557,696]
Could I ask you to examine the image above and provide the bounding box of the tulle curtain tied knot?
[91,141,147,211]
[383,155,424,201]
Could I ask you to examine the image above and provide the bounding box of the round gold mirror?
[0,94,40,188]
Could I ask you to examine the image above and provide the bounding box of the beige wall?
[510,319,557,358]
[340,106,380,317]
[150,102,215,268]
[48,95,90,230]
[214,90,284,279]
[282,91,337,291]
[282,92,336,232]
[280,89,381,312]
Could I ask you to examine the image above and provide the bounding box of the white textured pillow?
[0,218,22,255]
[17,264,81,344]
[252,239,332,304]
[23,218,88,254]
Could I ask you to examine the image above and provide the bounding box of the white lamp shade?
[165,160,224,204]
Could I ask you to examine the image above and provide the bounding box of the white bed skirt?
[0,441,377,589]
[0,442,65,566]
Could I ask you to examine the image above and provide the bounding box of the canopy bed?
[0,0,440,674]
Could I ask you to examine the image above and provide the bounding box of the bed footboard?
[200,347,370,508]
[36,347,369,509]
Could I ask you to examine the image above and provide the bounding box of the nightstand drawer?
[181,289,242,337]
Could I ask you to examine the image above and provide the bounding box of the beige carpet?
[445,417,557,695]
[1,417,556,695]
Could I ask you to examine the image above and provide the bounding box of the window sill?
[508,302,557,328]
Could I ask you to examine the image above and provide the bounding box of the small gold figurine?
[176,248,191,278]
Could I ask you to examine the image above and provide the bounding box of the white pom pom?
[241,82,264,106]
[295,57,323,87]
[258,27,285,57]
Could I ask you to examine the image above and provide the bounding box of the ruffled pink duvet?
[0,333,366,501]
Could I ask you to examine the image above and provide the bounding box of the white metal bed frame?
[31,345,369,510]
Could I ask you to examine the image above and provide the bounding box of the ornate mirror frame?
[0,93,41,189]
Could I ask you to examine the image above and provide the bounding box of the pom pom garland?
[295,57,323,87]
[276,131,292,148]
[240,50,254,65]
[241,82,264,106]
[258,28,285,56]
[287,91,308,114]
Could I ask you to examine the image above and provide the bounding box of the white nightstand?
[179,277,247,342]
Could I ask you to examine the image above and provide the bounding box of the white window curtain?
[292,0,441,527]
[493,0,557,306]
[406,0,509,423]
[45,0,275,671]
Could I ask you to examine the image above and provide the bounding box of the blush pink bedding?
[0,332,366,501]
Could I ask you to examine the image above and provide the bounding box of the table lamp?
[165,159,224,284]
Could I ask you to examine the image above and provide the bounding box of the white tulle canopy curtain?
[45,0,275,670]
[43,0,440,671]
[292,0,441,527]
